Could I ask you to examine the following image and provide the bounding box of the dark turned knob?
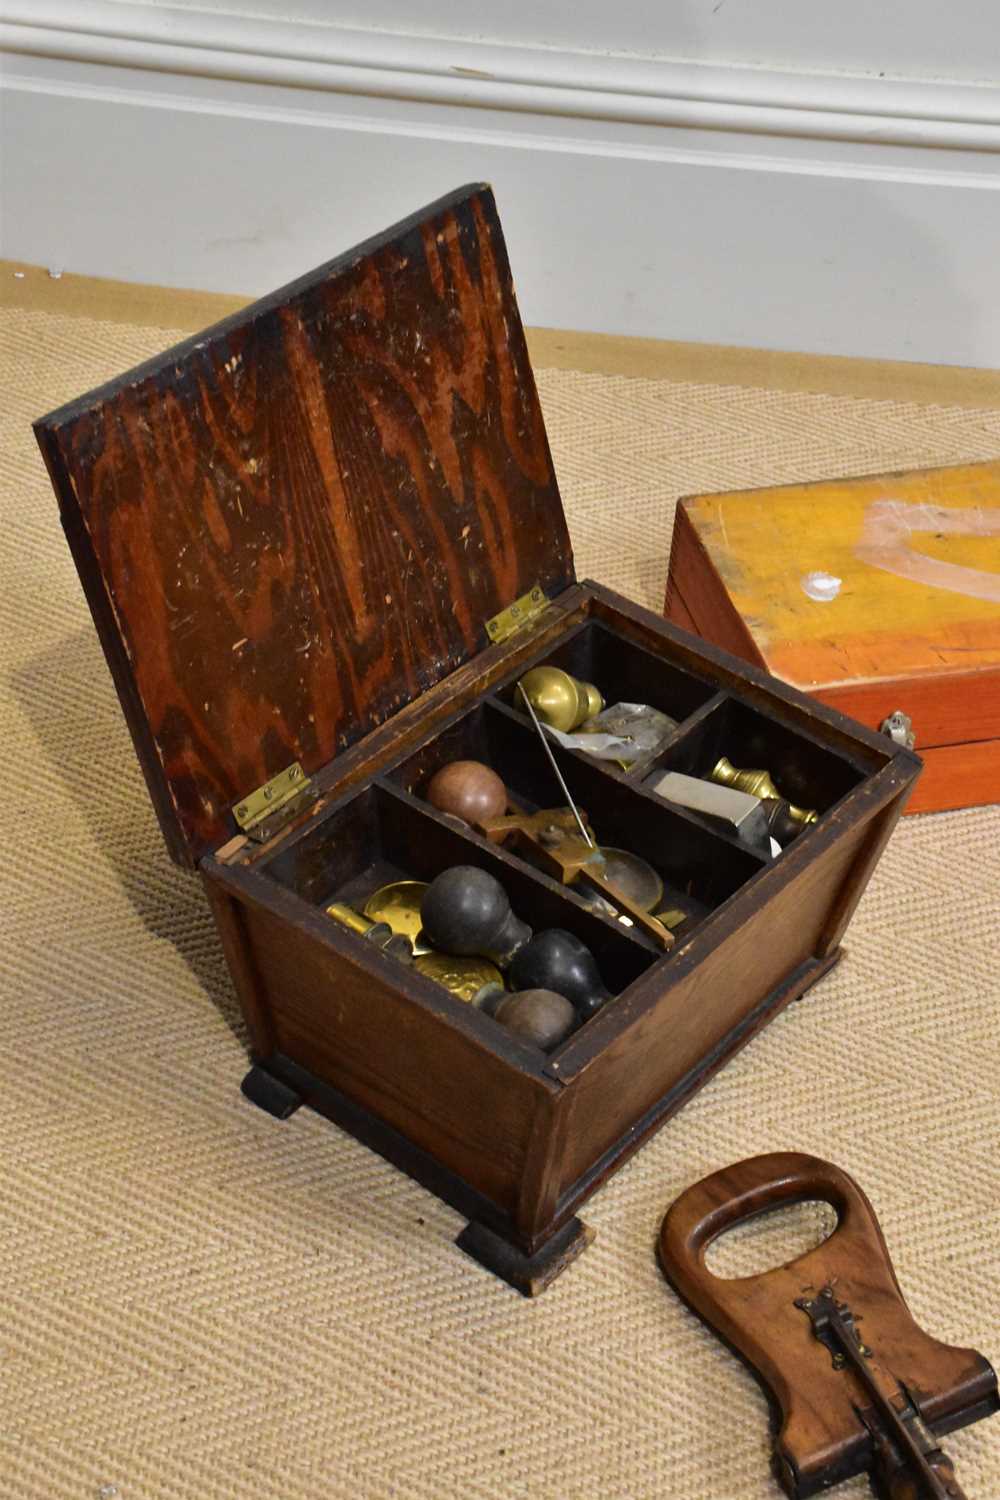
[420,866,532,968]
[760,797,804,846]
[508,929,612,1020]
[493,990,577,1052]
[426,760,508,833]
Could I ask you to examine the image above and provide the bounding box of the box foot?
[456,1215,594,1297]
[240,1063,303,1120]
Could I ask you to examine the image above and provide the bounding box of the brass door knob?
[519,666,603,732]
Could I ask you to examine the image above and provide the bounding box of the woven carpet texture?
[2,303,999,1500]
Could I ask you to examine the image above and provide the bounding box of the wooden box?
[35,185,920,1295]
[665,464,1000,815]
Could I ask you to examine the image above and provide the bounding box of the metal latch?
[880,710,916,749]
[485,585,548,645]
[234,762,315,842]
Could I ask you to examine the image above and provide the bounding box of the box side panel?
[665,503,768,667]
[814,671,1000,753]
[662,577,699,635]
[234,900,544,1216]
[201,874,278,1055]
[552,809,884,1198]
[903,739,1000,814]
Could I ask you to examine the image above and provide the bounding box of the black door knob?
[508,929,612,1020]
[420,866,531,967]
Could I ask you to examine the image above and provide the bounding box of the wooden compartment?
[384,696,766,940]
[638,694,867,813]
[262,777,656,995]
[35,183,921,1295]
[495,617,719,728]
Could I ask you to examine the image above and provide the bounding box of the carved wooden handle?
[659,1151,861,1287]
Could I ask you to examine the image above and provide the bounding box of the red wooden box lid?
[36,185,573,867]
[668,460,1000,756]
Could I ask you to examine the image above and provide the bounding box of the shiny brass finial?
[519,666,603,732]
[710,756,817,826]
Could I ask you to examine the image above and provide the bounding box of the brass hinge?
[233,761,315,842]
[485,584,548,645]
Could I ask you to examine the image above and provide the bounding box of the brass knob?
[519,666,603,732]
[710,757,817,826]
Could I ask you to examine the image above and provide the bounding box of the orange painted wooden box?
[664,462,1000,814]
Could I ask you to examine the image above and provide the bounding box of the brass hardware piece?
[364,881,433,954]
[485,585,548,645]
[880,709,916,749]
[594,848,663,914]
[519,666,603,733]
[234,762,314,839]
[413,952,505,1007]
[480,806,673,952]
[711,757,817,827]
[325,902,374,937]
[654,907,689,931]
[325,902,414,964]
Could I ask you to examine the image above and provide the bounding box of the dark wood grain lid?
[35,185,573,866]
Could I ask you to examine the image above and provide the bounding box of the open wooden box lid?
[36,185,574,867]
[666,460,1000,811]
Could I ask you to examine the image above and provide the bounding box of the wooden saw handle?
[658,1153,998,1499]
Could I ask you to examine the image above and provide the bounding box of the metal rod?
[518,682,595,849]
[825,1306,960,1500]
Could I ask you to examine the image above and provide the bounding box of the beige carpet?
[3,301,999,1500]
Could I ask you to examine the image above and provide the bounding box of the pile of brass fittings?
[327,884,505,1008]
[645,756,818,857]
[518,666,677,767]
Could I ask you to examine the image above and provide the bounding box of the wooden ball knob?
[426,760,508,830]
[494,989,577,1052]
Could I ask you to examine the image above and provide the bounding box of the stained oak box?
[35,185,920,1295]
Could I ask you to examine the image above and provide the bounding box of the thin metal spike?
[518,682,596,851]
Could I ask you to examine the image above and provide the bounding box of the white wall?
[133,0,1000,82]
[2,1,1000,364]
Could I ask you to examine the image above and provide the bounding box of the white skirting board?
[3,2,1000,365]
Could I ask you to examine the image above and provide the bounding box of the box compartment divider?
[481,697,770,901]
